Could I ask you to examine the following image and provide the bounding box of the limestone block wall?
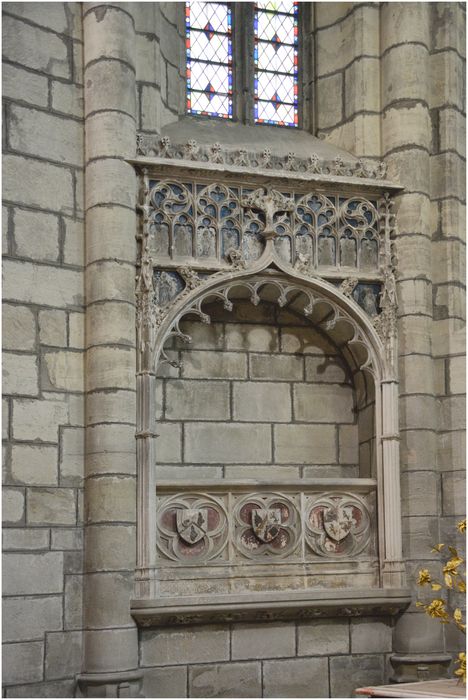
[140,616,393,698]
[2,2,85,696]
[156,301,361,481]
[133,2,184,136]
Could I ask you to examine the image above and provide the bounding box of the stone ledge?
[131,587,411,627]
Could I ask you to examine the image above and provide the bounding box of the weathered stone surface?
[143,666,187,699]
[3,551,63,595]
[86,476,136,524]
[350,618,393,654]
[51,81,83,118]
[297,619,349,656]
[12,397,69,442]
[401,470,439,517]
[45,631,82,680]
[28,488,76,526]
[382,44,429,106]
[3,352,38,396]
[274,424,336,464]
[84,60,136,118]
[437,429,465,471]
[250,353,303,381]
[3,528,49,551]
[83,628,138,674]
[165,380,230,421]
[329,654,384,697]
[83,571,133,628]
[39,309,67,348]
[190,662,262,698]
[9,105,83,167]
[3,304,36,352]
[84,5,135,66]
[442,471,466,516]
[64,575,82,630]
[225,323,279,353]
[60,427,84,485]
[2,641,44,685]
[3,595,63,642]
[316,72,343,130]
[86,346,134,391]
[316,6,379,75]
[430,50,465,110]
[141,626,230,666]
[338,424,358,464]
[69,312,85,349]
[263,657,329,698]
[399,354,434,396]
[43,350,84,392]
[233,382,292,422]
[85,111,135,163]
[50,528,82,551]
[231,622,295,660]
[3,487,25,524]
[3,260,82,307]
[87,391,135,427]
[294,384,354,423]
[141,84,161,132]
[136,32,161,84]
[437,395,465,432]
[178,321,224,350]
[14,208,61,262]
[280,327,336,355]
[11,444,58,486]
[345,57,380,117]
[2,15,70,78]
[63,218,84,267]
[181,350,247,379]
[155,422,182,463]
[5,680,75,698]
[85,524,135,572]
[3,63,48,107]
[305,356,347,383]
[185,423,272,464]
[402,515,440,560]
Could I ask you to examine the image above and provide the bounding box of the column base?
[76,671,143,698]
[389,654,452,683]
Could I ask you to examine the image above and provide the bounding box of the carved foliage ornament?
[136,134,388,181]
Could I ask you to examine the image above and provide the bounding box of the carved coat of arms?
[252,508,282,543]
[323,504,356,542]
[176,508,208,545]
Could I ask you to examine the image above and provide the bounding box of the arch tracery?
[132,160,409,625]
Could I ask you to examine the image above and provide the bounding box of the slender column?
[78,3,141,697]
[381,2,450,681]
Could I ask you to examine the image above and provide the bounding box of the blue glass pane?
[254,1,298,127]
[186,2,233,119]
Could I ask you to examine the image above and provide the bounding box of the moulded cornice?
[131,588,411,627]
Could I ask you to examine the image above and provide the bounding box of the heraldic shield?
[176,508,208,545]
[323,504,356,542]
[252,508,282,543]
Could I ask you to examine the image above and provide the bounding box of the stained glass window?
[186,2,233,119]
[254,1,298,127]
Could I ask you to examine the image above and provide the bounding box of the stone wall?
[140,616,393,698]
[133,2,184,136]
[156,302,361,481]
[2,2,85,696]
[2,1,465,697]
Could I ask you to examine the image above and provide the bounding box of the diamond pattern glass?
[254,0,298,127]
[186,2,233,119]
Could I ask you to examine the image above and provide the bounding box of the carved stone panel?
[157,493,229,562]
[305,492,373,557]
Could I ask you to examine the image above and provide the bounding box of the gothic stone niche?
[132,155,410,626]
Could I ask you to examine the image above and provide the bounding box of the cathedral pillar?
[77,3,141,697]
[381,2,450,681]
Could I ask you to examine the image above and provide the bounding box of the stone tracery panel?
[146,178,381,273]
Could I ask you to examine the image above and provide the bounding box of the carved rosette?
[305,492,372,557]
[157,493,228,563]
[233,493,301,559]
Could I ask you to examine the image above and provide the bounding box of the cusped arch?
[152,252,388,384]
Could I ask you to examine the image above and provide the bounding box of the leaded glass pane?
[186,2,233,119]
[254,0,298,127]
